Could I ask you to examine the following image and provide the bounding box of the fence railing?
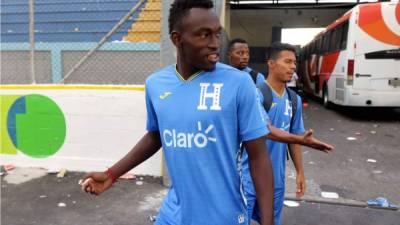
[1,0,162,85]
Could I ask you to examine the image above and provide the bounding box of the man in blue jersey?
[80,1,275,225]
[227,38,265,84]
[228,37,333,154]
[242,42,334,225]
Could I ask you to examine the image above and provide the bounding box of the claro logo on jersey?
[163,121,216,148]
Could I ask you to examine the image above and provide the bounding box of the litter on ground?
[284,200,300,207]
[3,164,15,171]
[321,191,339,199]
[120,173,136,180]
[57,169,67,178]
[367,197,399,209]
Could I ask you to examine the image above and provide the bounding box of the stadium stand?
[123,0,161,42]
[0,0,150,42]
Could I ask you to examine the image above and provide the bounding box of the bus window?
[340,21,349,50]
[321,36,326,54]
[329,29,336,52]
[304,45,310,60]
[365,49,400,59]
[302,46,308,60]
[311,41,316,54]
[322,31,332,54]
[316,38,323,54]
[334,27,342,51]
[329,28,341,52]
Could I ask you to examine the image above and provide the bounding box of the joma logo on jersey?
[163,122,216,148]
[159,92,172,100]
[197,83,223,111]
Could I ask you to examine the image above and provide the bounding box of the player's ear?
[267,59,274,68]
[226,50,232,62]
[226,48,231,57]
[170,31,182,49]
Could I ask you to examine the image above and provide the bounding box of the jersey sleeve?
[145,81,159,132]
[290,95,305,134]
[237,74,270,142]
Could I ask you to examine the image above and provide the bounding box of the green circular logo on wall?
[7,94,66,158]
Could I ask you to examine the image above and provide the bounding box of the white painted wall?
[0,86,162,176]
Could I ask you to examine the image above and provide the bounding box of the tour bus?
[299,2,400,107]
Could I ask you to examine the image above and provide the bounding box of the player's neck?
[266,75,285,95]
[176,61,200,81]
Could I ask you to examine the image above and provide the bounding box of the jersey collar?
[175,65,204,82]
[265,80,286,98]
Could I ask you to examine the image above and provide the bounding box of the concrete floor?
[2,100,400,225]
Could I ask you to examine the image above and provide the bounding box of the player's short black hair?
[227,38,248,52]
[168,0,214,34]
[266,42,296,60]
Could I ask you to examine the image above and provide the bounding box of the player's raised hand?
[302,129,334,153]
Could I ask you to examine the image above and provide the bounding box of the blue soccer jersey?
[242,79,305,188]
[242,80,305,221]
[145,63,269,225]
[263,81,305,188]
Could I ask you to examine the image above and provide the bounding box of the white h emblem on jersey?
[197,83,223,111]
[284,99,293,117]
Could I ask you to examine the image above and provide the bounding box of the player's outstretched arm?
[244,137,274,225]
[81,131,162,195]
[267,124,302,143]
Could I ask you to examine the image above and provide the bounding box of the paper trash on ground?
[321,191,339,199]
[284,200,300,207]
[120,173,136,180]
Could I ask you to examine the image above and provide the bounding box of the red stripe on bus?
[358,3,400,46]
[396,3,400,25]
[319,52,340,90]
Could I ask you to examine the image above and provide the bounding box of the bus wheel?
[323,85,330,108]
